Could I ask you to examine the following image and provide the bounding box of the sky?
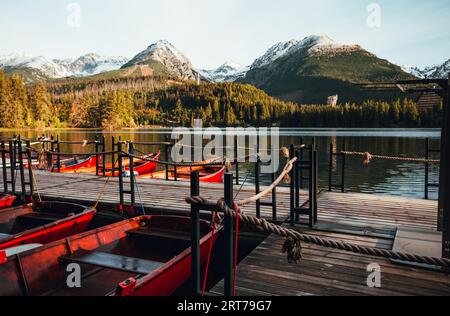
[1,0,449,69]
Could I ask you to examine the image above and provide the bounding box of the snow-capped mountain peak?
[201,61,250,82]
[250,35,360,70]
[122,40,202,81]
[0,52,128,80]
[404,58,450,79]
[250,39,299,69]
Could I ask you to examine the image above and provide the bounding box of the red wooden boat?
[70,152,161,177]
[0,215,219,296]
[0,194,16,210]
[0,201,96,251]
[139,158,226,183]
[53,155,100,173]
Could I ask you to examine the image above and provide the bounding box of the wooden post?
[190,171,200,295]
[224,172,234,297]
[441,74,450,258]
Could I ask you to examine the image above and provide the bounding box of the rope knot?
[282,237,302,264]
[363,152,373,165]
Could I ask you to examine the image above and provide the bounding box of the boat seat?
[0,233,12,242]
[59,251,164,275]
[127,228,191,242]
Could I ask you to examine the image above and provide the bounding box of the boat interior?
[29,216,210,296]
[0,202,90,241]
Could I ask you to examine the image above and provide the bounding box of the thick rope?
[185,196,450,268]
[341,151,440,165]
[236,157,297,206]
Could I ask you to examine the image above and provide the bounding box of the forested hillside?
[0,70,442,129]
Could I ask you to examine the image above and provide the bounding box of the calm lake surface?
[1,128,441,200]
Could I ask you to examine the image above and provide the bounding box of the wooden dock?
[1,170,298,221]
[211,191,450,296]
[1,170,449,296]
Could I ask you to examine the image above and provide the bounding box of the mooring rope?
[341,151,440,165]
[186,196,450,267]
[185,145,450,268]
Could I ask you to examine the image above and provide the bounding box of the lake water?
[1,128,441,200]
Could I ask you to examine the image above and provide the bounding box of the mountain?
[121,40,206,81]
[240,35,415,104]
[0,52,128,83]
[405,59,450,79]
[200,61,249,82]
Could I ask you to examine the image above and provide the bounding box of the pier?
[1,130,449,297]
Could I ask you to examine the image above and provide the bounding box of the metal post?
[95,136,100,176]
[111,136,116,177]
[441,74,450,258]
[224,172,234,297]
[190,171,200,295]
[328,142,333,192]
[255,141,261,218]
[1,141,7,193]
[341,139,346,193]
[165,136,169,181]
[17,136,26,202]
[425,138,429,200]
[289,144,295,226]
[50,136,54,172]
[129,142,136,207]
[9,140,15,195]
[234,137,239,185]
[118,141,124,207]
[313,149,318,224]
[295,149,300,208]
[56,136,61,173]
[25,140,34,197]
[271,171,277,222]
[308,145,314,228]
[101,136,106,177]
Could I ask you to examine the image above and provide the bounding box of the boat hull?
[55,156,100,173]
[0,215,219,296]
[0,201,96,251]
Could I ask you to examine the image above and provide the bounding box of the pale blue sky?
[1,0,449,69]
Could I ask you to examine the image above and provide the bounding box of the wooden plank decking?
[211,192,449,296]
[211,227,450,296]
[2,170,449,296]
[0,170,297,221]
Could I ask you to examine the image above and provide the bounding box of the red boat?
[0,194,16,209]
[0,215,219,296]
[139,158,226,183]
[53,155,100,173]
[0,201,96,251]
[69,152,161,177]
